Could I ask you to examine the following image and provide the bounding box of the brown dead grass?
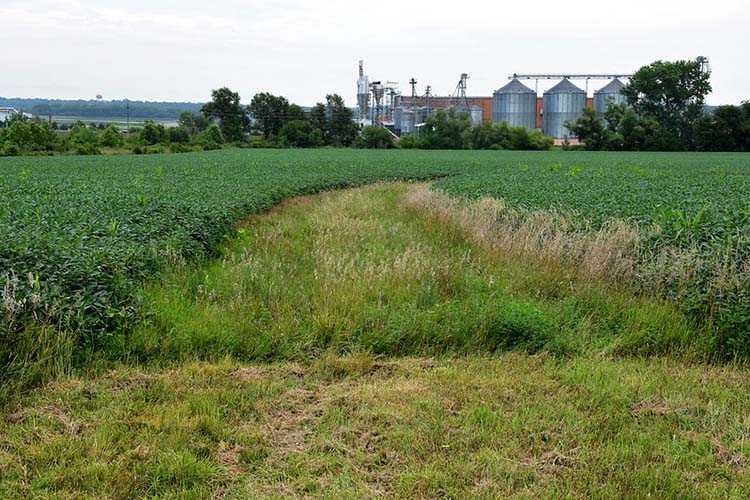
[7,405,82,434]
[404,184,747,308]
[629,398,694,417]
[228,366,265,381]
[405,185,644,287]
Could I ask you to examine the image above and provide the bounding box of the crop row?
[1,149,749,358]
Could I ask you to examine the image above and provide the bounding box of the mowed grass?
[3,183,748,498]
[2,356,750,498]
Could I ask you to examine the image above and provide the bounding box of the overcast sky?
[1,0,747,105]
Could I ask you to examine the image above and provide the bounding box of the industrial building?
[357,59,716,138]
[0,107,26,123]
[357,62,639,139]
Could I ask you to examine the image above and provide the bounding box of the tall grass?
[119,183,703,365]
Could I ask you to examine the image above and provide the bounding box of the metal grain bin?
[446,105,468,117]
[470,105,483,124]
[493,78,537,129]
[399,108,415,135]
[594,78,626,116]
[542,78,587,138]
[414,107,429,125]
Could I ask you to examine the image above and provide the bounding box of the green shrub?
[139,121,168,146]
[397,134,423,149]
[1,143,20,156]
[75,143,101,155]
[278,120,323,148]
[202,142,222,151]
[100,126,124,148]
[167,127,191,144]
[196,124,224,145]
[359,126,395,149]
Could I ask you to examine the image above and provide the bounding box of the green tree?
[178,111,210,136]
[619,108,661,151]
[2,115,58,152]
[167,127,191,144]
[692,114,728,152]
[603,99,626,130]
[467,120,512,150]
[309,103,327,138]
[525,129,554,151]
[100,126,123,147]
[248,93,291,139]
[564,108,607,150]
[201,87,249,142]
[139,121,167,145]
[359,126,395,149]
[196,123,224,145]
[278,120,323,148]
[396,134,423,149]
[693,103,750,152]
[70,123,100,145]
[422,109,472,150]
[306,96,357,147]
[324,94,357,146]
[621,59,711,149]
[287,104,307,122]
[4,116,33,148]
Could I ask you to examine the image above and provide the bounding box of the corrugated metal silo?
[414,107,428,125]
[446,105,467,116]
[400,109,415,134]
[593,78,626,116]
[493,78,537,129]
[542,78,587,139]
[393,108,403,131]
[470,105,483,124]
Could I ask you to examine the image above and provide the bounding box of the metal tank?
[445,105,481,124]
[393,108,403,134]
[399,108,415,135]
[470,105,483,124]
[445,105,465,115]
[542,78,587,139]
[357,60,370,121]
[593,78,626,116]
[414,107,429,125]
[493,78,537,129]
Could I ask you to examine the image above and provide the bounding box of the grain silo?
[542,78,587,138]
[493,78,537,129]
[593,78,627,116]
[399,109,415,134]
[470,105,483,125]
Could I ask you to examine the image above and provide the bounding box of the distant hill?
[0,98,204,120]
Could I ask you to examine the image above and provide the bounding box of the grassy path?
[2,183,749,498]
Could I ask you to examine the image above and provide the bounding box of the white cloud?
[0,0,747,105]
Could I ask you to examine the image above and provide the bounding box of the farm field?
[2,183,750,499]
[1,150,748,366]
[48,116,179,128]
[0,149,749,497]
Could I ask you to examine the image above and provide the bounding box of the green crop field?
[2,150,747,361]
[1,149,750,498]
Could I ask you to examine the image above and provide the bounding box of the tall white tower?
[357,60,370,122]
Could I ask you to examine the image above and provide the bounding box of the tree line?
[0,98,203,120]
[198,87,360,147]
[202,87,552,151]
[565,59,749,152]
[0,115,226,156]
